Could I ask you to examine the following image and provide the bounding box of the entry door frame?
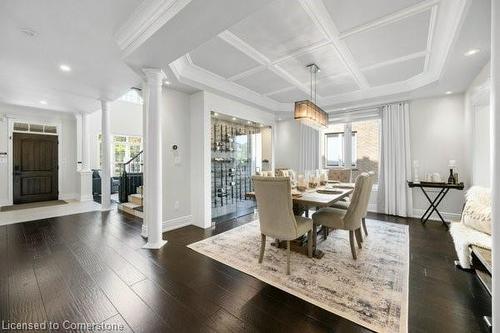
[7,117,63,206]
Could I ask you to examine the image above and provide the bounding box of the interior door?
[13,132,58,204]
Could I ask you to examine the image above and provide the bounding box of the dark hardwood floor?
[0,209,491,332]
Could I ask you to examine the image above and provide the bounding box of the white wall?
[261,127,273,168]
[409,95,467,219]
[465,62,491,187]
[0,103,78,205]
[162,89,191,225]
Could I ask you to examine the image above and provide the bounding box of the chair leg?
[362,217,368,236]
[307,229,313,258]
[323,226,328,240]
[355,228,362,249]
[286,240,291,275]
[313,224,317,249]
[259,234,266,263]
[349,231,357,260]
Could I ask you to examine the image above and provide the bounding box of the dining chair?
[312,173,371,259]
[328,168,352,183]
[252,176,313,275]
[330,171,375,237]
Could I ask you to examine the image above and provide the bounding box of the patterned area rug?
[188,219,409,333]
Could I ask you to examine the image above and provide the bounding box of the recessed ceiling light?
[39,100,47,105]
[164,80,171,85]
[464,49,480,56]
[445,91,452,95]
[59,64,71,72]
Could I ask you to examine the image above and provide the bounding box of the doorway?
[13,132,59,204]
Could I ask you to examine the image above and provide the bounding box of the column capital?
[143,68,166,86]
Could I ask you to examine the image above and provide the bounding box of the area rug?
[188,219,409,333]
[0,200,68,212]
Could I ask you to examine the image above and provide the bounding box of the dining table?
[246,183,354,258]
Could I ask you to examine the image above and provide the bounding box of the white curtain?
[378,102,413,217]
[298,123,319,173]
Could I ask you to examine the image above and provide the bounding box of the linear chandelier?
[294,64,328,130]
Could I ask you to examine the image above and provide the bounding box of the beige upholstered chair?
[258,170,275,177]
[252,176,313,274]
[328,168,352,183]
[275,168,297,187]
[312,173,371,259]
[330,171,376,237]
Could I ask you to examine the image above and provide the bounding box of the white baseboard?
[79,195,93,202]
[163,215,192,232]
[141,214,193,237]
[59,193,77,200]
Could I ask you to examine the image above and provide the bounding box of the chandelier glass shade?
[294,64,328,129]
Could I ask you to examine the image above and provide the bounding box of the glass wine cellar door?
[211,112,270,222]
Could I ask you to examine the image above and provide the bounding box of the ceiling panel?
[324,0,425,33]
[267,87,309,103]
[276,45,349,83]
[190,36,260,78]
[229,0,327,61]
[343,10,431,67]
[363,56,425,86]
[317,75,359,97]
[235,68,293,94]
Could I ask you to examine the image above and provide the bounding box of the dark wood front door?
[13,133,58,204]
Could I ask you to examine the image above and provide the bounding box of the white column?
[141,83,150,238]
[81,113,90,171]
[142,68,167,249]
[101,100,112,211]
[78,112,93,201]
[491,2,499,329]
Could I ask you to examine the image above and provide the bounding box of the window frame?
[98,134,143,177]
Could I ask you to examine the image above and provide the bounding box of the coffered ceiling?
[170,0,470,112]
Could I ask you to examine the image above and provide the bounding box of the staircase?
[118,186,143,218]
[117,151,144,219]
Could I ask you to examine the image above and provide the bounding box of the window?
[325,132,356,167]
[323,119,380,183]
[119,89,143,105]
[98,134,143,176]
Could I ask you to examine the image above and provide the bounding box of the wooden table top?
[246,186,353,208]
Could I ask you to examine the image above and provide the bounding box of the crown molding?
[338,0,440,39]
[170,56,290,112]
[115,0,192,57]
[169,0,470,111]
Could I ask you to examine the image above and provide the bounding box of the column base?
[142,239,167,249]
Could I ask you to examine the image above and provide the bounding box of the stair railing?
[119,150,144,203]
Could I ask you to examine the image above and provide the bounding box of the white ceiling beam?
[218,31,270,65]
[264,86,297,97]
[298,0,369,90]
[218,30,310,97]
[360,51,428,72]
[271,40,331,65]
[115,0,193,58]
[338,0,440,39]
[227,65,266,82]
